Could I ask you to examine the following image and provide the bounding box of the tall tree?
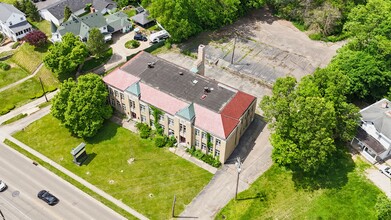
[51,74,113,138]
[64,6,72,22]
[86,28,107,58]
[43,33,88,80]
[261,75,359,174]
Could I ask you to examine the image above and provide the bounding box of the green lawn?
[0,0,16,4]
[217,156,382,219]
[13,115,213,219]
[29,20,52,37]
[0,65,58,115]
[10,42,50,73]
[0,61,29,88]
[123,8,136,18]
[81,48,113,73]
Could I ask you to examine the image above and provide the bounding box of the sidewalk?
[0,90,58,125]
[0,63,43,92]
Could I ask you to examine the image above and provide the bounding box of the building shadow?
[225,114,266,164]
[81,152,97,166]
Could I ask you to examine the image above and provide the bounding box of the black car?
[134,33,147,41]
[37,190,59,205]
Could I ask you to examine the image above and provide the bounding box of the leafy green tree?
[51,74,112,138]
[43,33,88,80]
[25,0,40,21]
[86,28,108,58]
[64,6,72,22]
[329,48,391,101]
[261,75,359,174]
[376,195,391,220]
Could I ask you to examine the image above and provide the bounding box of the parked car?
[0,180,7,192]
[134,33,147,41]
[37,190,59,205]
[379,165,391,178]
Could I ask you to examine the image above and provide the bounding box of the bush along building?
[103,45,256,164]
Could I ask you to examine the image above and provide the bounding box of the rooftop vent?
[192,80,198,84]
[179,71,183,75]
[201,94,207,100]
[382,102,389,108]
[147,62,155,68]
[204,86,210,93]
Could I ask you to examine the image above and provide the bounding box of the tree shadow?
[33,41,50,53]
[291,146,355,191]
[84,120,119,144]
[81,152,97,166]
[225,114,266,164]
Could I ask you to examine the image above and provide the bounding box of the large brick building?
[103,45,256,163]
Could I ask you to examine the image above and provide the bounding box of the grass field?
[29,20,52,37]
[217,155,383,220]
[0,61,29,88]
[13,115,213,219]
[10,42,50,73]
[81,48,113,73]
[0,65,58,115]
[0,0,16,4]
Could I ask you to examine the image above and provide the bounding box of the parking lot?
[179,8,344,85]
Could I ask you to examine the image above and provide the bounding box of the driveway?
[95,31,151,73]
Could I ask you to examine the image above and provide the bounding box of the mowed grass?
[29,20,52,37]
[0,65,58,114]
[0,61,29,88]
[13,115,213,219]
[10,42,50,73]
[217,157,382,220]
[0,0,16,4]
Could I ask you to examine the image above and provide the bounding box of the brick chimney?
[190,44,206,76]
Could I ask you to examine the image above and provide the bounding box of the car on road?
[37,190,59,205]
[134,33,147,41]
[380,165,391,178]
[0,180,7,192]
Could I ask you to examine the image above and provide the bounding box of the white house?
[39,0,117,26]
[351,98,391,163]
[0,3,32,42]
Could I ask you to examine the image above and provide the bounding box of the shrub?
[309,33,322,41]
[186,148,221,168]
[11,42,20,49]
[24,30,47,47]
[167,136,177,147]
[0,62,10,70]
[136,123,151,139]
[0,104,15,115]
[154,135,167,148]
[125,40,140,49]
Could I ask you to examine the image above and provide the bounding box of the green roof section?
[176,103,195,121]
[126,81,141,96]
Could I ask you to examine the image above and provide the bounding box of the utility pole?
[171,195,176,217]
[39,77,48,102]
[235,157,242,200]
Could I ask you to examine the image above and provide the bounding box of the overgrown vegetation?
[125,40,140,49]
[80,48,113,72]
[186,146,221,168]
[2,113,27,125]
[135,121,177,148]
[218,156,383,219]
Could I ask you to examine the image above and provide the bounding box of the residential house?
[351,98,391,163]
[0,3,32,42]
[103,45,257,164]
[131,10,155,28]
[51,11,131,42]
[40,0,117,26]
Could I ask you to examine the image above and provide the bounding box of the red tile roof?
[102,68,139,91]
[221,91,255,120]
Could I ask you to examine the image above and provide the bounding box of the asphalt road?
[0,142,126,220]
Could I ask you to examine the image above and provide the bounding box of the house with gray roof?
[131,10,155,28]
[39,0,116,26]
[51,11,131,42]
[351,98,391,163]
[0,3,32,41]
